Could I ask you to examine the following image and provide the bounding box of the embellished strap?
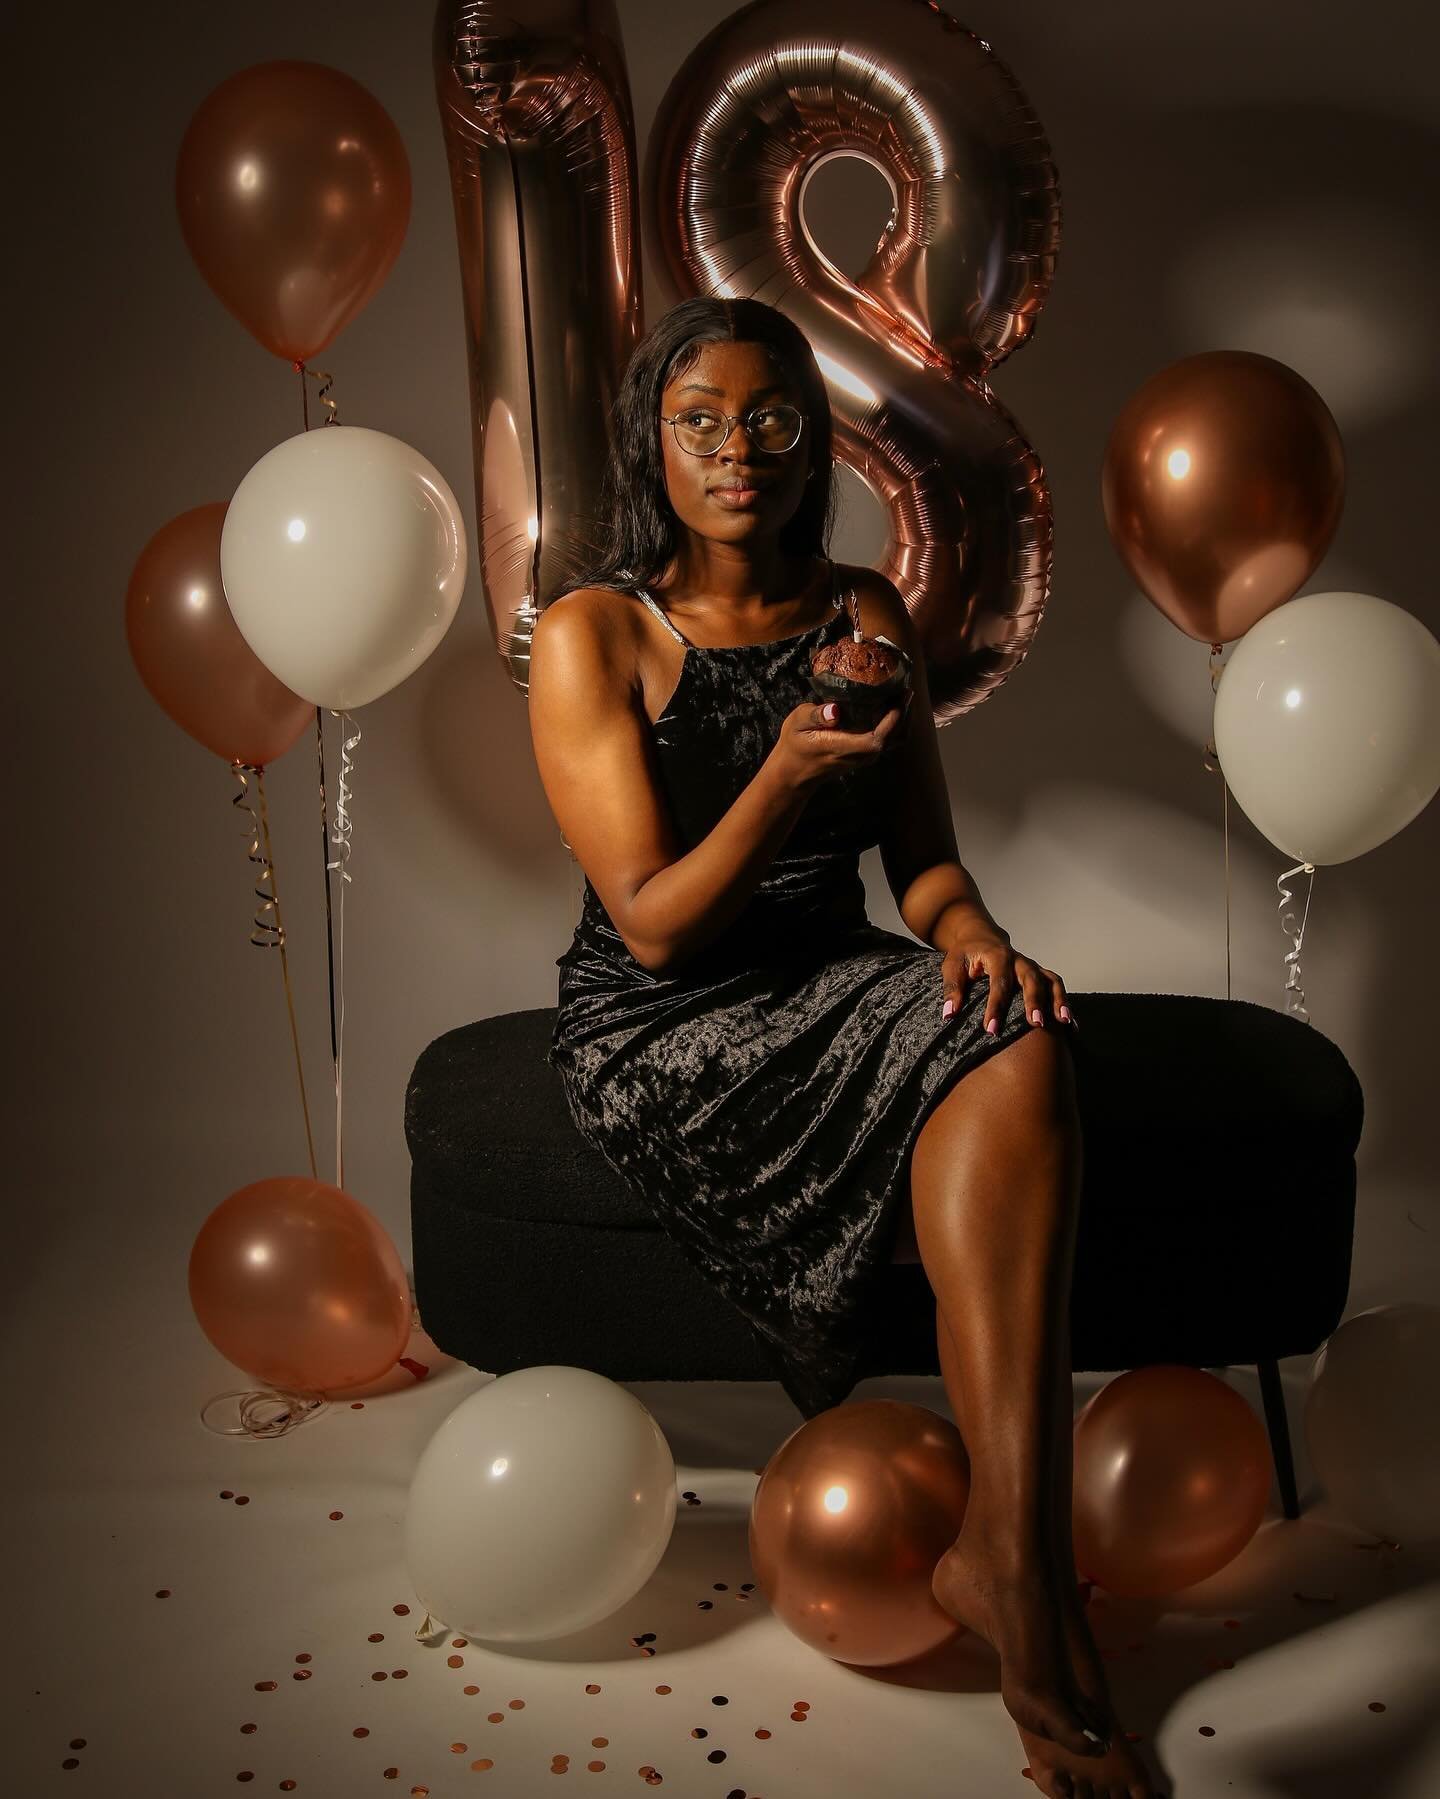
[635,587,691,647]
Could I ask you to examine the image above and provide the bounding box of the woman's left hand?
[939,923,1077,1036]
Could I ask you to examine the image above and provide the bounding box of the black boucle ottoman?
[406,992,1363,1518]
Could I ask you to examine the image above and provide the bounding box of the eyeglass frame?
[658,403,807,458]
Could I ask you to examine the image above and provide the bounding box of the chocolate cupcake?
[809,631,913,732]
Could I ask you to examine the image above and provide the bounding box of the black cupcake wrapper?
[807,633,913,730]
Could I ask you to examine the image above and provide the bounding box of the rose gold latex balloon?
[177,61,411,362]
[434,0,642,694]
[125,503,313,768]
[1102,350,1345,644]
[1071,1366,1273,1598]
[749,1399,969,1667]
[645,0,1062,719]
[188,1177,410,1394]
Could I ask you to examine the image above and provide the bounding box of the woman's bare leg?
[910,1022,1163,1799]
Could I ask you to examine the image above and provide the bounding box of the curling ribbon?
[1200,641,1234,1002]
[294,359,340,429]
[1276,860,1316,1023]
[325,709,362,1189]
[199,1385,328,1441]
[230,763,319,1180]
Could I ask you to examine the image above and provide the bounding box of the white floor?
[12,1275,1440,1798]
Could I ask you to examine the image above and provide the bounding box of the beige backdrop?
[7,0,1436,1333]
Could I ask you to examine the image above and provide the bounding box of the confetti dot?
[369,1633,385,1642]
[706,1749,727,1763]
[654,1686,671,1696]
[1369,1702,1387,1713]
[681,1491,696,1500]
[585,1684,601,1694]
[1199,1725,1217,1737]
[711,1695,729,1706]
[464,1685,479,1695]
[350,1401,364,1409]
[509,1698,525,1710]
[292,1670,312,1682]
[392,1669,409,1679]
[382,1769,398,1780]
[281,1783,297,1792]
[713,1583,728,1592]
[453,1638,469,1647]
[793,1702,810,1712]
[240,1724,257,1735]
[221,1491,234,1499]
[236,1774,254,1783]
[61,1761,80,1772]
[155,1589,171,1599]
[755,1729,772,1739]
[487,1713,505,1723]
[790,1711,807,1722]
[451,1743,467,1754]
[254,1681,277,1693]
[592,1737,609,1747]
[329,1511,344,1521]
[587,1762,606,1772]
[448,1655,465,1668]
[470,1760,494,1772]
[690,1728,708,1740]
[393,1603,411,1616]
[235,1496,250,1506]
[371,1672,388,1682]
[697,1601,714,1610]
[741,1583,755,1592]
[353,1728,369,1738]
[295,1654,312,1665]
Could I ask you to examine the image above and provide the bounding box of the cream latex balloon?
[220,425,467,710]
[404,1365,677,1643]
[1212,591,1440,865]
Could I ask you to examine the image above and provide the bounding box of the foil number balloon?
[645,0,1063,720]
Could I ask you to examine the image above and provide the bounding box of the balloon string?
[199,1385,328,1441]
[231,764,318,1180]
[325,710,361,1190]
[294,359,340,428]
[1277,860,1316,1023]
[1202,642,1233,1002]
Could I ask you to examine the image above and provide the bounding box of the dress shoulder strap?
[634,587,693,648]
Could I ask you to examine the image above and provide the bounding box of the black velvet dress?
[546,573,1039,1418]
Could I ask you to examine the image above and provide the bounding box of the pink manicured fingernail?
[941,997,955,1019]
[1030,1007,1043,1026]
[985,1017,998,1036]
[1060,1006,1072,1022]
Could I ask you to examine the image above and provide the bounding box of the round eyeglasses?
[659,403,805,457]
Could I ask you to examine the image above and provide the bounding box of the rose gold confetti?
[488,1714,505,1724]
[755,1729,771,1740]
[329,1511,344,1521]
[697,1601,713,1610]
[585,1684,601,1694]
[711,1695,729,1706]
[592,1737,609,1747]
[682,1491,696,1499]
[450,1743,467,1754]
[448,1655,465,1668]
[382,1770,397,1780]
[393,1603,411,1615]
[292,1670,312,1681]
[254,1681,278,1692]
[706,1749,727,1763]
[690,1728,708,1740]
[398,1356,429,1379]
[350,1401,365,1409]
[241,1724,257,1735]
[392,1668,409,1679]
[368,1632,385,1642]
[793,1702,810,1712]
[550,1754,570,1770]
[221,1490,235,1499]
[508,1698,525,1709]
[790,1711,806,1722]
[281,1783,297,1792]
[155,1589,171,1599]
[61,1761,80,1772]
[655,1686,671,1695]
[713,1583,728,1591]
[66,1738,86,1751]
[235,1496,250,1506]
[1369,1701,1387,1713]
[371,1672,388,1682]
[470,1761,494,1772]
[410,1787,429,1796]
[588,1762,605,1772]
[453,1637,469,1647]
[295,1654,312,1664]
[464,1685,479,1695]
[1199,1725,1216,1736]
[353,1728,369,1738]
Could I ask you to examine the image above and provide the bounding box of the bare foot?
[932,1525,1166,1798]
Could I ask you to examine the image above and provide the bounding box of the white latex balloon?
[1303,1304,1440,1545]
[220,425,467,709]
[1212,591,1440,865]
[404,1366,677,1642]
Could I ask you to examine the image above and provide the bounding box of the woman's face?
[657,340,811,549]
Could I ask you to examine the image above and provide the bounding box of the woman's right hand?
[771,699,904,792]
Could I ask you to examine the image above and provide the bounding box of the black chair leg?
[1257,1357,1301,1520]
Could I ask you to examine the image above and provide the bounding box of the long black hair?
[554,295,838,600]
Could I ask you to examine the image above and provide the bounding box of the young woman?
[529,295,1161,1799]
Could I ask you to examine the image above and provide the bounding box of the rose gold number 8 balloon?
[645,0,1062,720]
